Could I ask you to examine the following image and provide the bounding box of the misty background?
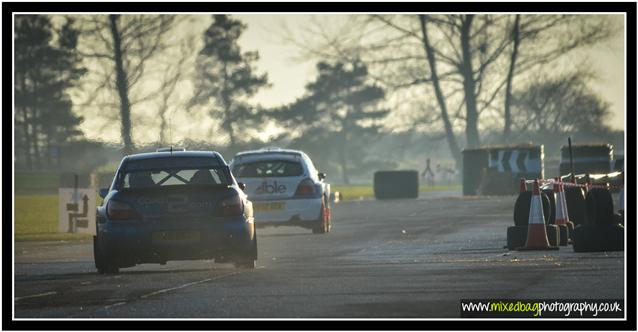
[14,14,625,186]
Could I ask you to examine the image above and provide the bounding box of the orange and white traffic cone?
[518,179,559,250]
[554,177,570,245]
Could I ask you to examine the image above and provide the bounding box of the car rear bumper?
[99,217,254,266]
[252,197,322,227]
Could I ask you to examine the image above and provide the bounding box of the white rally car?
[229,148,331,234]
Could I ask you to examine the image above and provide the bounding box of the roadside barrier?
[517,180,559,251]
[509,173,624,252]
[519,175,624,191]
[462,144,544,196]
[558,143,614,177]
[572,223,624,252]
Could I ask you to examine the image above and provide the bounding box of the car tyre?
[506,225,526,250]
[566,221,575,241]
[234,257,256,269]
[94,235,119,274]
[557,224,569,246]
[572,223,624,252]
[234,235,257,269]
[564,187,586,226]
[542,189,556,224]
[513,191,551,226]
[312,198,331,234]
[585,188,614,225]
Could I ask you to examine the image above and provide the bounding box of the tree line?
[14,14,619,184]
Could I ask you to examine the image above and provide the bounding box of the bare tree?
[511,70,611,135]
[281,14,617,169]
[77,14,177,155]
[419,15,462,167]
[503,14,520,141]
[155,37,195,145]
[501,15,615,140]
[368,14,511,156]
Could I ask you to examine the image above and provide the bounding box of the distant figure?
[445,166,457,185]
[421,158,435,187]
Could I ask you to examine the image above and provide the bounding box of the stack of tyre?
[572,187,624,252]
[506,189,561,250]
[373,170,419,200]
[506,183,624,252]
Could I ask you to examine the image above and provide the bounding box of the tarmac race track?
[14,191,624,318]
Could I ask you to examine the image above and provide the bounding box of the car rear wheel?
[94,235,120,274]
[234,258,256,269]
[312,198,331,234]
[234,235,257,269]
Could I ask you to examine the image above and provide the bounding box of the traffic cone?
[518,179,559,250]
[554,177,569,245]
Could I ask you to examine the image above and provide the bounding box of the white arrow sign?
[58,188,96,235]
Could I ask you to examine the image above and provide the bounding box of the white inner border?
[9,7,630,324]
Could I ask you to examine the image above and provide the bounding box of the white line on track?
[96,270,252,313]
[103,301,127,310]
[138,272,239,299]
[15,291,57,301]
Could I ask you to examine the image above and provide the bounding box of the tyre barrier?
[542,188,557,224]
[506,224,560,250]
[513,191,551,226]
[564,187,586,226]
[572,223,624,252]
[585,188,614,225]
[566,221,575,240]
[557,224,569,246]
[509,177,624,252]
[373,170,419,200]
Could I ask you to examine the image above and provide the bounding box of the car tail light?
[107,200,138,220]
[216,195,244,217]
[295,179,316,197]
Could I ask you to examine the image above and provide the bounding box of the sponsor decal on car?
[253,201,286,211]
[255,180,287,194]
[137,195,214,212]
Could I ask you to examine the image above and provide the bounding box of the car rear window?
[118,157,229,189]
[124,157,222,171]
[120,169,227,189]
[233,160,303,178]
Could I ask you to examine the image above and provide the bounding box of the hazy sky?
[71,14,626,144]
[235,14,626,130]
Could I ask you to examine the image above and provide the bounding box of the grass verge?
[14,185,461,241]
[333,184,461,201]
[14,195,93,242]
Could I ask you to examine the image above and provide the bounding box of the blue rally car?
[94,149,257,273]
